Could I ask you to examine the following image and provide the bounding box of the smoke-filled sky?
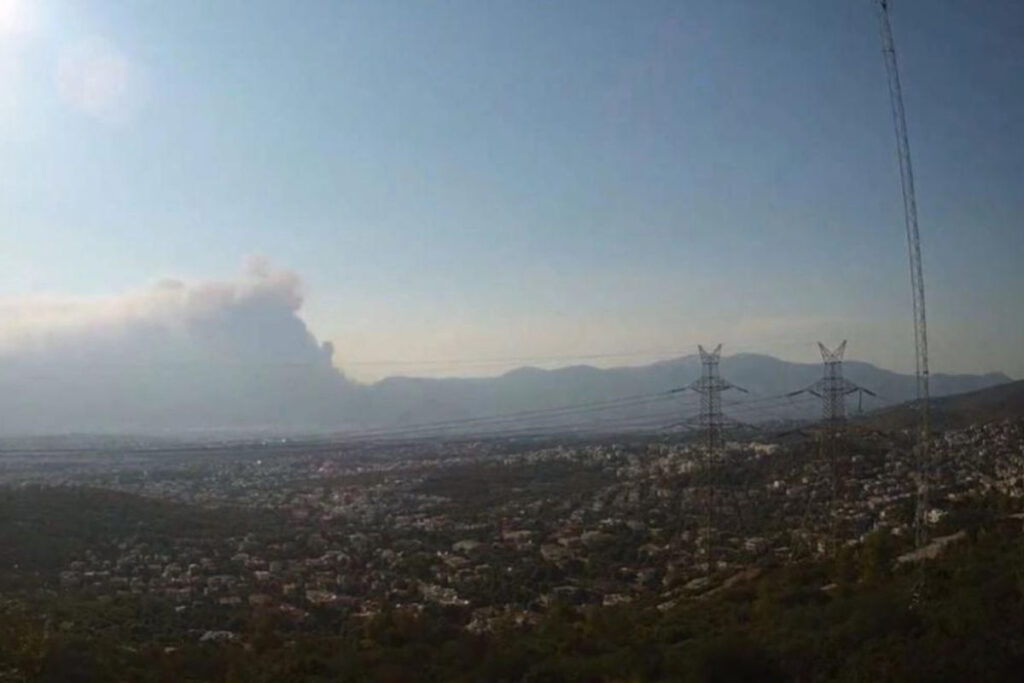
[1,0,1022,387]
[0,258,352,433]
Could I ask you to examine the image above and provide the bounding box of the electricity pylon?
[876,0,932,548]
[788,341,875,553]
[687,344,746,572]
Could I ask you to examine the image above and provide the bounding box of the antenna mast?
[876,0,931,548]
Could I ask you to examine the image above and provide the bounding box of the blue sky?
[1,0,1022,381]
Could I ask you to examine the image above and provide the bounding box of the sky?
[1,0,1022,383]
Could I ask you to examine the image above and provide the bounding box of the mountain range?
[346,354,1011,435]
[0,350,1011,436]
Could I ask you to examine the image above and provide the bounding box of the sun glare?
[0,0,34,37]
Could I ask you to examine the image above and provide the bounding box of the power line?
[0,369,876,455]
[340,391,691,440]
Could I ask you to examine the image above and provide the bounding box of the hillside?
[3,493,1022,682]
[863,379,1024,432]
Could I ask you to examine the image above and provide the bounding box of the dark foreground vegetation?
[2,500,1022,682]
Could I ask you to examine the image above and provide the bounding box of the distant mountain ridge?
[350,354,1011,432]
[0,349,1009,437]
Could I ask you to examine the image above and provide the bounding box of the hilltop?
[862,379,1024,432]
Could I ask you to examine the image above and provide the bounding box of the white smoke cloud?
[0,259,355,435]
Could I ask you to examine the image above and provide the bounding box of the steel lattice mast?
[820,342,848,553]
[819,341,851,427]
[876,0,932,548]
[789,341,876,553]
[688,344,745,571]
[695,345,727,457]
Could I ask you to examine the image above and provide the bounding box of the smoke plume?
[0,258,354,434]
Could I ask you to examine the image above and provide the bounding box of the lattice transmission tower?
[686,344,746,571]
[788,341,875,553]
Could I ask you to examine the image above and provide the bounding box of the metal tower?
[816,341,871,426]
[876,0,932,548]
[687,344,746,571]
[788,341,875,553]
[693,345,727,456]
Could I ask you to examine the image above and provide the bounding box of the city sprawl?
[3,418,1022,645]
